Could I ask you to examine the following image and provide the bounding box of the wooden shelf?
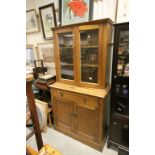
[114,112,129,119]
[61,63,73,66]
[60,46,73,49]
[116,95,128,99]
[117,75,129,78]
[81,45,98,48]
[81,64,98,67]
[118,53,129,56]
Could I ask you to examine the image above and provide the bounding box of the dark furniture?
[118,146,129,155]
[26,74,43,151]
[33,60,47,79]
[35,75,56,103]
[107,22,129,153]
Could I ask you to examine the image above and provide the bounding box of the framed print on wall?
[26,9,39,33]
[59,0,93,26]
[26,45,37,70]
[39,3,57,40]
[37,43,55,69]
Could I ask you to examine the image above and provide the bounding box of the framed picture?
[26,45,37,70]
[39,3,57,40]
[26,9,39,33]
[37,43,55,68]
[59,0,93,26]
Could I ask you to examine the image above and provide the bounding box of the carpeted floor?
[26,127,117,155]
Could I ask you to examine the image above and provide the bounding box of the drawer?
[52,88,98,110]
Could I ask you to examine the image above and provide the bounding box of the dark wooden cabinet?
[118,146,129,155]
[107,22,129,151]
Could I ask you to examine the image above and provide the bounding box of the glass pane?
[58,32,74,80]
[115,29,129,116]
[117,30,129,77]
[80,29,99,83]
[81,67,98,83]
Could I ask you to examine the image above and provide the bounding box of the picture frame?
[37,42,55,69]
[59,0,93,26]
[26,44,37,70]
[26,9,39,33]
[39,3,57,40]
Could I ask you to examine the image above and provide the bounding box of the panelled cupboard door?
[77,25,103,89]
[53,98,74,132]
[54,28,77,85]
[74,99,99,142]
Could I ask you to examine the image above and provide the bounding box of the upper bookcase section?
[52,19,113,89]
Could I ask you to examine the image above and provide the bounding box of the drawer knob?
[58,91,63,97]
[60,92,63,97]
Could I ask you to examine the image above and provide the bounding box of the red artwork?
[67,0,88,17]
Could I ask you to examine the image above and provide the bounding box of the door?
[74,96,99,142]
[111,23,129,117]
[55,28,77,85]
[109,116,129,147]
[77,25,102,89]
[53,98,74,132]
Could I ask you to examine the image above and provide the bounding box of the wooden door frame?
[54,27,77,85]
[76,24,103,89]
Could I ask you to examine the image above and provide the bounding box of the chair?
[33,60,47,79]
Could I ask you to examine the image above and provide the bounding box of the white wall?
[26,0,129,45]
[26,0,129,76]
[26,0,59,45]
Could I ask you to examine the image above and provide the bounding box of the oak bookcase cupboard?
[107,22,129,155]
[50,19,113,151]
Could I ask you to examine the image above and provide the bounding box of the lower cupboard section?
[51,88,110,151]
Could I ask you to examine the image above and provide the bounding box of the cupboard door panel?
[75,103,99,142]
[109,117,129,147]
[54,99,74,132]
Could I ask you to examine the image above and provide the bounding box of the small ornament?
[124,63,129,76]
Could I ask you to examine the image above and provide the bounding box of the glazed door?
[74,97,99,142]
[53,98,74,132]
[55,28,76,85]
[77,25,102,88]
[111,23,129,117]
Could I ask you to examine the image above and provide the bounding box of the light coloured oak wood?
[50,82,110,98]
[51,19,112,151]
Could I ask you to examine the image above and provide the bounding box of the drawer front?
[52,88,98,110]
[109,117,129,147]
